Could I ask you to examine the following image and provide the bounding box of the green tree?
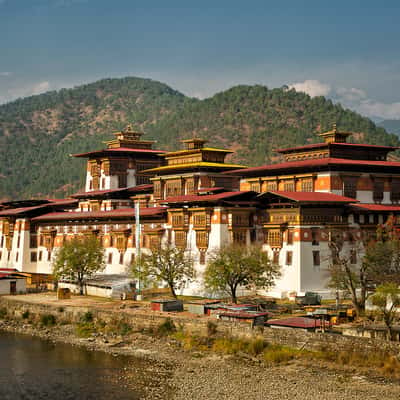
[371,283,400,341]
[204,244,281,303]
[328,220,400,316]
[53,236,105,295]
[132,244,195,298]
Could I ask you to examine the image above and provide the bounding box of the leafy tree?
[371,283,400,341]
[53,236,105,295]
[328,220,400,316]
[204,244,281,303]
[364,218,400,286]
[131,244,195,298]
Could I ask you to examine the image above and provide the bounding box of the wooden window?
[101,178,106,189]
[108,253,113,264]
[343,177,358,199]
[0,251,2,260]
[391,179,400,203]
[0,235,3,248]
[186,180,195,194]
[15,252,19,262]
[30,234,37,248]
[286,251,293,266]
[154,181,162,197]
[136,175,150,185]
[267,230,282,247]
[273,251,279,264]
[313,251,320,266]
[119,252,124,265]
[172,214,184,227]
[233,231,247,244]
[118,174,127,188]
[283,181,295,191]
[17,234,20,248]
[373,179,384,203]
[39,251,43,261]
[287,230,293,245]
[193,214,206,227]
[175,231,187,248]
[267,181,277,191]
[311,228,319,245]
[47,251,51,262]
[250,182,260,192]
[196,231,209,248]
[301,179,313,192]
[30,252,37,262]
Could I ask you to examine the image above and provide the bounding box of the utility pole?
[135,201,142,300]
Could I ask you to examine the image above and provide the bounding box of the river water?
[0,331,155,399]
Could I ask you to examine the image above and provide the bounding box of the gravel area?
[172,356,400,400]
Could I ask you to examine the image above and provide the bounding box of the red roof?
[349,203,400,212]
[228,157,400,176]
[161,191,250,204]
[267,191,358,203]
[32,207,167,222]
[276,142,398,153]
[268,317,321,329]
[0,199,77,217]
[71,184,153,198]
[73,148,166,157]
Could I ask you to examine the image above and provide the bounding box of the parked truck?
[295,292,322,306]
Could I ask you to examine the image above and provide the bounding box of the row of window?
[279,249,357,266]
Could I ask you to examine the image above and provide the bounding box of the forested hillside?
[0,77,397,200]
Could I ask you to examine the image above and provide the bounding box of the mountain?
[378,119,400,135]
[0,77,398,200]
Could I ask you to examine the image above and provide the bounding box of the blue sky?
[1,0,400,120]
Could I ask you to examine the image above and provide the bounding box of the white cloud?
[357,100,400,120]
[336,87,367,102]
[0,81,52,104]
[288,79,331,97]
[0,71,12,77]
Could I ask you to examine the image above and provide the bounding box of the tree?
[364,218,400,286]
[53,236,105,295]
[371,283,400,341]
[204,244,281,304]
[328,219,400,316]
[327,232,369,316]
[131,244,195,298]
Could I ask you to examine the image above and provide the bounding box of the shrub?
[81,311,93,323]
[263,345,298,365]
[0,308,7,319]
[156,318,176,336]
[22,310,30,319]
[248,337,267,356]
[207,321,217,337]
[41,314,56,327]
[76,322,96,337]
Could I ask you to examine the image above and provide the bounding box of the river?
[0,331,162,400]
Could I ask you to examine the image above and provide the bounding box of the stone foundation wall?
[1,296,399,354]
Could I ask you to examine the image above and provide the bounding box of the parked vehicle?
[295,292,322,306]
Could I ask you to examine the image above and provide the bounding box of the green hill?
[0,77,398,200]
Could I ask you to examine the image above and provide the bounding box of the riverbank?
[1,294,400,399]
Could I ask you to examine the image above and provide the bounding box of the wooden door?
[10,281,16,295]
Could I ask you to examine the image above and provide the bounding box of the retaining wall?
[1,296,399,354]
